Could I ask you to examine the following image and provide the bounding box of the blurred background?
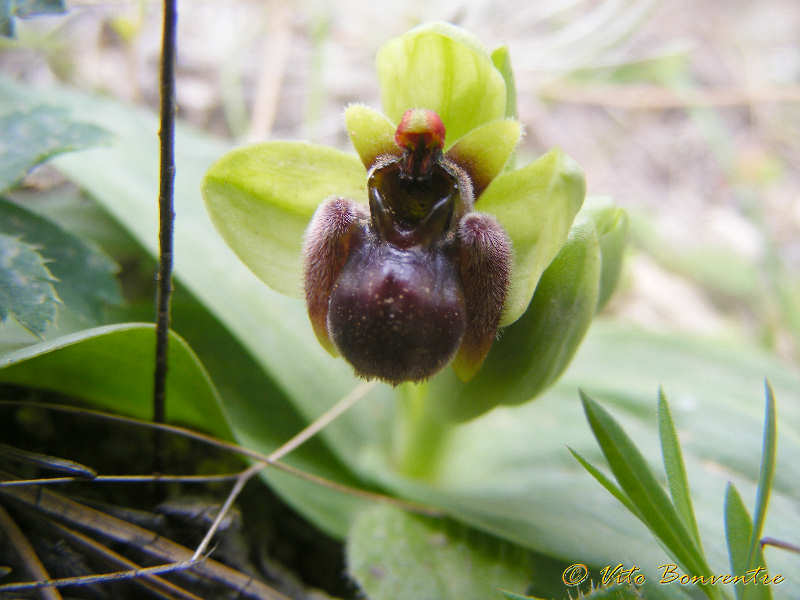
[3,0,800,362]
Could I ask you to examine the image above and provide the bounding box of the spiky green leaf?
[0,232,59,336]
[0,106,108,191]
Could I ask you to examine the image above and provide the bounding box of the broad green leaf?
[580,392,710,579]
[725,484,771,600]
[445,118,521,197]
[0,232,59,336]
[0,106,108,191]
[347,505,531,600]
[490,46,518,120]
[429,218,600,421]
[377,22,506,146]
[345,104,398,169]
[658,389,703,552]
[479,148,585,326]
[746,382,777,581]
[0,323,233,439]
[0,197,122,324]
[202,141,366,297]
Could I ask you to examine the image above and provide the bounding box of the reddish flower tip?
[395,108,446,151]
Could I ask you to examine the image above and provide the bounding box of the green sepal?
[345,103,399,169]
[581,196,629,310]
[445,118,521,198]
[479,148,585,327]
[490,45,518,120]
[377,22,507,147]
[202,141,366,298]
[428,217,601,422]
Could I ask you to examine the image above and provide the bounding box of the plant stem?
[393,383,452,480]
[153,0,177,471]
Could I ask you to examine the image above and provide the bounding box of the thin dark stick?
[153,0,178,468]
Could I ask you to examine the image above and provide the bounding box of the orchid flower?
[203,23,627,422]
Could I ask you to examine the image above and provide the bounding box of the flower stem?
[393,382,451,480]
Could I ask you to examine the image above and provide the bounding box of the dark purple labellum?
[303,108,511,385]
[328,241,466,383]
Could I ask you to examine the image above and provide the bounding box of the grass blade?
[568,447,642,520]
[724,484,771,600]
[579,391,711,581]
[658,388,703,552]
[746,381,777,573]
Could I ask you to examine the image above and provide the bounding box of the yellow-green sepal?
[582,196,630,310]
[345,104,399,169]
[445,118,521,197]
[202,141,366,297]
[377,22,507,147]
[490,45,518,120]
[479,148,586,326]
[430,217,602,422]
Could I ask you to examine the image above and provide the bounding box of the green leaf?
[479,148,585,326]
[428,218,601,421]
[0,197,122,324]
[725,484,771,600]
[202,141,366,298]
[569,447,642,520]
[658,389,703,553]
[724,484,749,600]
[579,391,711,579]
[347,505,531,600]
[1,0,12,36]
[377,22,507,146]
[747,382,777,573]
[0,323,234,440]
[13,0,66,18]
[0,106,108,192]
[0,232,59,337]
[345,103,398,169]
